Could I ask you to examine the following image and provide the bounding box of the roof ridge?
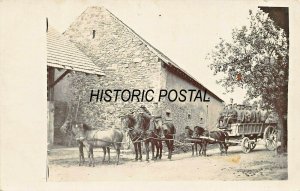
[104,8,223,102]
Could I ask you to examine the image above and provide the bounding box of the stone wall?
[61,7,162,129]
[160,66,223,135]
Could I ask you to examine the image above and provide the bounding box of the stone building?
[55,6,224,136]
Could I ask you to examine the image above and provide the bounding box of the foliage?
[207,9,288,116]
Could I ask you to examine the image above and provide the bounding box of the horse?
[193,126,229,156]
[184,126,201,156]
[154,117,176,160]
[60,120,123,166]
[122,112,163,161]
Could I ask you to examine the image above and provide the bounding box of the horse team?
[60,108,228,167]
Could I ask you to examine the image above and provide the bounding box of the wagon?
[219,122,279,153]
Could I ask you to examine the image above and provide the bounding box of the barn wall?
[61,6,162,129]
[161,66,223,135]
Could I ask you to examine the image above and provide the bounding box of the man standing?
[260,106,269,123]
[217,103,227,128]
[255,104,261,123]
[250,105,256,123]
[223,104,237,127]
[237,104,245,123]
[244,105,251,123]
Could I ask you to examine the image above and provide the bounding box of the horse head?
[193,126,205,137]
[136,112,152,131]
[184,126,193,138]
[60,119,72,135]
[122,112,138,131]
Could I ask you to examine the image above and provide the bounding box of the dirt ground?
[47,140,287,181]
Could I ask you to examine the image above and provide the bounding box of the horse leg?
[198,142,203,156]
[218,143,224,156]
[192,143,195,156]
[203,141,207,157]
[224,143,228,156]
[138,142,142,161]
[151,140,156,160]
[82,141,92,166]
[134,143,138,161]
[116,147,120,165]
[159,140,162,159]
[107,147,111,164]
[90,146,95,167]
[78,141,84,166]
[145,140,150,161]
[195,142,198,156]
[154,141,159,159]
[102,147,106,163]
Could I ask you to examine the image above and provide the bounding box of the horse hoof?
[135,158,138,161]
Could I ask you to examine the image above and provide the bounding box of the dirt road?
[48,141,287,181]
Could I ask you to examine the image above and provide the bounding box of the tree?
[207,9,288,152]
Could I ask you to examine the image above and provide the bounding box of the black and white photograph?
[46,1,288,181]
[1,0,300,190]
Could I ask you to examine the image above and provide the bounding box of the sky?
[46,0,262,104]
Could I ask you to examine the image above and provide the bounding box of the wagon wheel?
[263,125,278,151]
[241,137,251,153]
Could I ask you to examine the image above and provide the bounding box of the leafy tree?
[207,9,288,152]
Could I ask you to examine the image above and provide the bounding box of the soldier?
[165,109,173,123]
[255,104,261,123]
[223,104,237,127]
[244,105,251,123]
[265,111,276,123]
[236,104,245,123]
[250,105,256,123]
[260,106,269,123]
[217,103,227,128]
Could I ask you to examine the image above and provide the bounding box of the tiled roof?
[47,26,105,76]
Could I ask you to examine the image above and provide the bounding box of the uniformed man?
[165,109,173,123]
[255,104,261,123]
[249,105,256,123]
[265,111,276,123]
[244,105,251,123]
[217,103,227,128]
[236,104,245,123]
[223,104,237,127]
[260,106,269,123]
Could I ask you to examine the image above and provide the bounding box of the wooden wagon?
[219,122,279,153]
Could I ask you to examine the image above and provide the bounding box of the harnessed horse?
[60,120,123,166]
[193,126,229,156]
[184,126,202,156]
[123,111,176,160]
